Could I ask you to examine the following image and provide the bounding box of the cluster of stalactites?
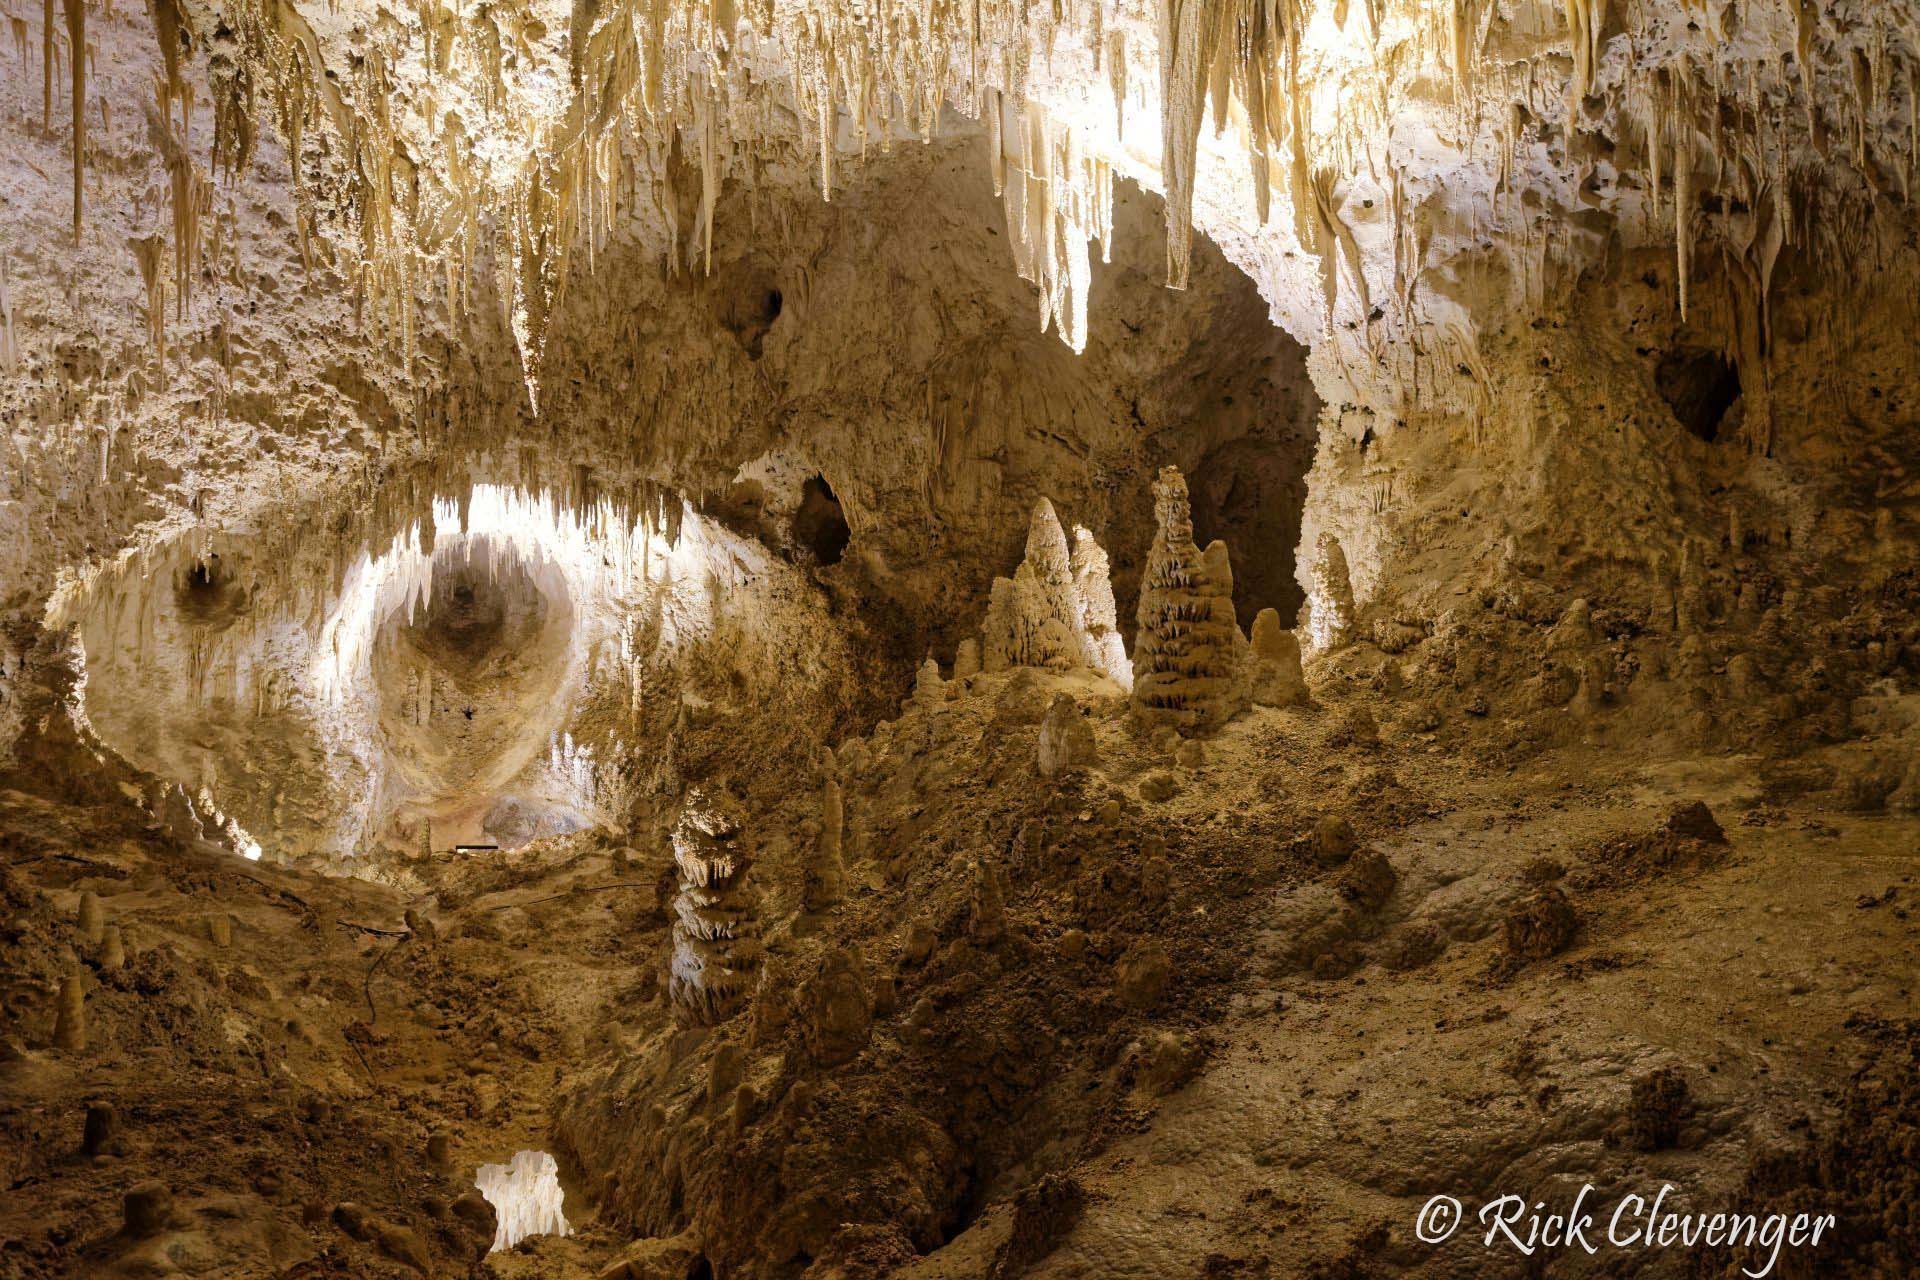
[990,93,1115,354]
[979,498,1131,688]
[666,786,764,1025]
[1130,466,1246,733]
[187,0,1920,417]
[189,0,1344,402]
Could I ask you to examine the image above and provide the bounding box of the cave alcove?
[791,474,851,566]
[1656,346,1742,442]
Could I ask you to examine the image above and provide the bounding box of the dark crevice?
[792,475,850,566]
[1656,347,1742,442]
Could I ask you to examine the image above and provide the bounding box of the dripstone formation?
[982,498,1130,686]
[1131,468,1247,733]
[666,787,763,1026]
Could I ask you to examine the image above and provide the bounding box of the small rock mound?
[1335,848,1397,912]
[988,1173,1086,1280]
[1626,1066,1692,1152]
[1502,886,1579,965]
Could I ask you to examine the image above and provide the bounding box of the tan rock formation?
[1131,468,1246,733]
[52,974,85,1051]
[1246,608,1307,707]
[910,656,947,710]
[1036,693,1097,778]
[805,779,848,913]
[666,788,763,1026]
[1303,533,1355,652]
[801,946,874,1068]
[1070,526,1131,687]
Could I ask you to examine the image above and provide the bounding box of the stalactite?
[144,93,208,326]
[42,0,54,133]
[129,234,167,361]
[65,0,83,240]
[1675,128,1693,322]
[0,258,16,375]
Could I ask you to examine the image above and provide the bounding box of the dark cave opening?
[792,475,851,565]
[1186,439,1309,625]
[714,262,784,360]
[174,555,247,629]
[1656,347,1742,442]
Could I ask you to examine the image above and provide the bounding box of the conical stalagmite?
[980,499,1128,681]
[805,779,847,913]
[98,926,126,971]
[1022,499,1083,654]
[1247,609,1308,707]
[77,892,104,945]
[1131,468,1246,733]
[53,975,85,1051]
[1070,526,1130,687]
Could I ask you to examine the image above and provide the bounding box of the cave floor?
[2,691,1915,1278]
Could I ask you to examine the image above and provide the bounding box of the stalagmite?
[1131,467,1246,733]
[1547,599,1594,652]
[1037,693,1097,777]
[1304,534,1356,652]
[805,779,847,913]
[123,1182,173,1237]
[1024,501,1084,658]
[910,656,946,710]
[953,639,981,681]
[666,788,762,1026]
[967,861,1007,945]
[98,926,125,971]
[83,1102,118,1156]
[1070,527,1130,688]
[981,500,1130,681]
[76,891,103,945]
[1246,609,1308,707]
[801,946,873,1067]
[53,974,85,1051]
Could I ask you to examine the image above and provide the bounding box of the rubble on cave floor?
[6,632,1916,1278]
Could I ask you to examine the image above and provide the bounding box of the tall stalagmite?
[1305,533,1356,651]
[1071,526,1131,687]
[981,498,1130,683]
[1131,467,1246,733]
[666,788,762,1025]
